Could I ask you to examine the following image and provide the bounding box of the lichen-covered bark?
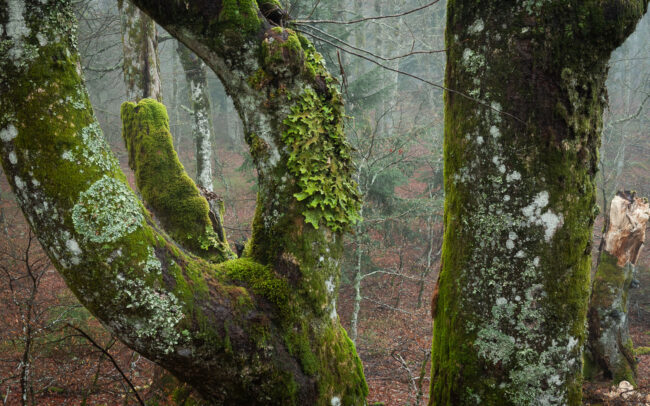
[1,0,366,404]
[586,192,650,386]
[118,0,162,102]
[430,1,648,405]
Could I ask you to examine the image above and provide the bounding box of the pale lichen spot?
[72,176,144,243]
[8,151,17,164]
[522,192,564,241]
[490,125,500,138]
[14,176,25,189]
[1,124,18,142]
[330,396,341,406]
[65,238,82,256]
[476,136,484,145]
[325,276,335,294]
[468,18,485,34]
[506,171,521,182]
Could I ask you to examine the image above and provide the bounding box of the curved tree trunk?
[0,0,367,404]
[430,1,648,405]
[118,0,162,102]
[585,192,650,385]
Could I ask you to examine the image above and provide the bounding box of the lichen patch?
[72,176,144,243]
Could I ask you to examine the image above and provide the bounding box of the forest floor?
[583,264,650,406]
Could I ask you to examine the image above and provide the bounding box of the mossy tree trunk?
[585,192,650,385]
[0,0,367,404]
[430,1,648,405]
[118,0,162,102]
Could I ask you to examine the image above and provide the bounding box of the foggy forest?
[1,0,649,405]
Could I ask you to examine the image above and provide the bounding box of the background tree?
[118,0,162,102]
[586,191,650,386]
[430,1,648,405]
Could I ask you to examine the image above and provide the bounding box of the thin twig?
[300,23,445,61]
[66,325,145,406]
[294,0,441,25]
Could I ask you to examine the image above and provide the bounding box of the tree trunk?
[0,0,367,404]
[430,1,648,405]
[176,43,213,192]
[585,192,650,385]
[118,0,162,102]
[176,43,227,243]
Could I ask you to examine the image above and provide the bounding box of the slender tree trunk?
[118,0,162,102]
[1,1,367,404]
[585,192,650,385]
[176,43,213,191]
[430,1,648,405]
[176,43,227,242]
[350,221,363,343]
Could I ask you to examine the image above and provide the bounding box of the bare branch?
[66,325,145,406]
[301,23,445,61]
[296,29,525,124]
[294,0,441,25]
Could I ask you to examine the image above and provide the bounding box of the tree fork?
[1,0,367,404]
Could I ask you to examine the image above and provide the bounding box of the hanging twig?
[294,0,441,25]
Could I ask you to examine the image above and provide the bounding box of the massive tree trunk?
[585,191,650,385]
[118,0,162,102]
[0,0,367,404]
[430,1,648,405]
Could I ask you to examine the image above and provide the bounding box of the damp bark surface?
[430,1,648,405]
[586,192,650,386]
[118,0,162,102]
[0,0,367,404]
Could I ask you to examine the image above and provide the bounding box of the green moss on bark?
[121,99,231,262]
[430,1,647,405]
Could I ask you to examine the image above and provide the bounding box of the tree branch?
[296,29,525,124]
[66,324,144,406]
[294,0,441,24]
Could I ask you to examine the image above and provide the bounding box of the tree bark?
[585,192,650,385]
[175,43,227,243]
[176,43,214,192]
[118,0,162,102]
[430,1,648,405]
[0,0,366,404]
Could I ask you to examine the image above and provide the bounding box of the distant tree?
[1,0,367,404]
[430,1,648,405]
[585,192,650,386]
[118,0,162,102]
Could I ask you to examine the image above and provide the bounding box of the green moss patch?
[121,99,231,261]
